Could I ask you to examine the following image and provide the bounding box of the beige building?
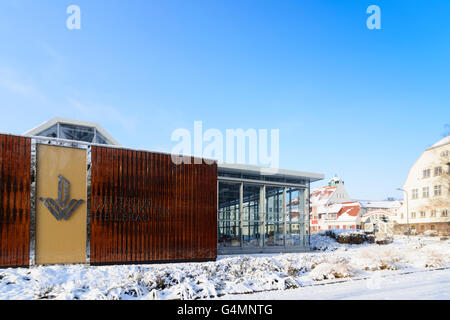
[397,135,450,235]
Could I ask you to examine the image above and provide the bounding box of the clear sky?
[0,0,449,200]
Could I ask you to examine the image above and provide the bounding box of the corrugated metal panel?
[90,146,217,265]
[0,134,31,267]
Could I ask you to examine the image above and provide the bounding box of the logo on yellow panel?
[39,175,84,221]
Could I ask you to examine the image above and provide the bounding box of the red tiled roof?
[310,186,337,206]
[338,202,360,217]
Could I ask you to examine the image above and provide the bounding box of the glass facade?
[218,177,309,253]
[33,123,112,145]
[218,182,241,247]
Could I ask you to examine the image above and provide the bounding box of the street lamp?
[397,188,410,237]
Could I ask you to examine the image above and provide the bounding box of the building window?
[38,124,58,138]
[218,182,241,248]
[412,189,419,199]
[431,225,435,230]
[434,167,442,176]
[423,169,431,178]
[422,187,429,198]
[242,184,263,247]
[441,150,449,157]
[431,210,436,217]
[420,211,426,218]
[434,185,442,196]
[265,186,285,247]
[411,212,416,219]
[442,210,448,217]
[401,213,404,219]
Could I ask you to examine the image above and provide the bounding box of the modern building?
[218,163,322,254]
[24,117,120,146]
[0,118,324,268]
[397,135,450,235]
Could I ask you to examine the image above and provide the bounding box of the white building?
[360,200,403,234]
[397,135,450,235]
[310,177,361,233]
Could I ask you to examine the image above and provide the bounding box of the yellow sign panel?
[36,145,87,265]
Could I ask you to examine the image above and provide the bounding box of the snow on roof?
[428,135,450,149]
[359,200,403,209]
[310,186,337,206]
[317,203,342,214]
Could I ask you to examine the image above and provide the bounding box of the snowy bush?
[310,260,358,280]
[337,232,366,244]
[320,229,368,245]
[1,235,449,300]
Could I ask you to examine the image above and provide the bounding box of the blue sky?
[0,0,449,200]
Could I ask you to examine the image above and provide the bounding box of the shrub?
[365,234,376,244]
[336,231,365,244]
[375,237,393,245]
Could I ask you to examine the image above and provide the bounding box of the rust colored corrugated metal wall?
[90,146,217,265]
[0,134,31,267]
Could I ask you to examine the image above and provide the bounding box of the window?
[423,187,429,198]
[37,124,58,138]
[434,167,442,176]
[423,169,431,178]
[59,123,95,142]
[401,213,404,219]
[442,210,448,217]
[412,189,419,199]
[431,225,435,230]
[218,182,241,248]
[328,213,337,220]
[420,211,426,218]
[434,185,442,196]
[411,212,416,219]
[242,184,263,247]
[431,210,436,217]
[441,150,449,157]
[95,132,109,145]
[265,186,284,246]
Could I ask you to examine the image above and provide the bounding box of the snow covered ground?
[216,268,450,300]
[0,235,448,300]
